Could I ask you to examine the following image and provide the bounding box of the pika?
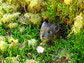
[40,22,60,45]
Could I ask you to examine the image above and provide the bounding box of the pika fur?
[40,22,60,43]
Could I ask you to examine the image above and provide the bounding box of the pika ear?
[54,23,60,32]
[41,22,48,27]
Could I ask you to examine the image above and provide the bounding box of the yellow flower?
[8,37,14,43]
[8,36,19,48]
[12,39,18,47]
[9,39,18,48]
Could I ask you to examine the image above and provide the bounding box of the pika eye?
[55,24,59,32]
[48,31,52,34]
[55,26,58,30]
[48,31,50,33]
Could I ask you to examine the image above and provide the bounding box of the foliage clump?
[1,12,20,24]
[6,0,44,13]
[18,13,42,25]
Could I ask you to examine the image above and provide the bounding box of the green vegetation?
[0,0,84,63]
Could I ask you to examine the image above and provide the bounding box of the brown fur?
[40,22,60,43]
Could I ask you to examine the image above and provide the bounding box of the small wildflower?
[36,46,44,53]
[8,37,14,43]
[12,39,18,46]
[9,39,18,48]
[7,36,19,48]
[28,39,37,47]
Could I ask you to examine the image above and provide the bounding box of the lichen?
[24,13,42,25]
[1,12,20,24]
[0,41,8,51]
[8,23,18,29]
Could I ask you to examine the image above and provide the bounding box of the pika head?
[40,22,60,41]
